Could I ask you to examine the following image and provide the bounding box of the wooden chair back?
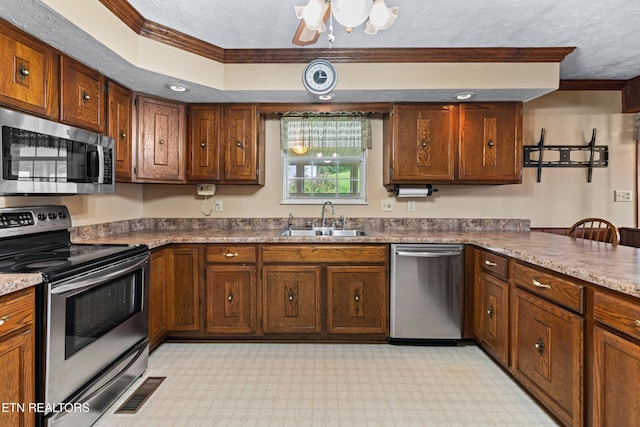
[567,218,618,245]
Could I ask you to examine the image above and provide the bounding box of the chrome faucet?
[320,201,335,228]
[288,213,294,230]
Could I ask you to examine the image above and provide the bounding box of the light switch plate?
[407,200,416,212]
[614,190,632,202]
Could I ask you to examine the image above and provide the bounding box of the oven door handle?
[50,254,148,296]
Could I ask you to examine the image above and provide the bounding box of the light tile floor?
[95,343,559,426]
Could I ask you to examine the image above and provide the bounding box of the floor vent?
[114,376,165,414]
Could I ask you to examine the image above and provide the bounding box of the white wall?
[1,91,636,228]
[142,91,637,228]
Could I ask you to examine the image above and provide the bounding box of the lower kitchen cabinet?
[164,245,201,333]
[149,249,168,349]
[0,288,35,427]
[262,265,321,334]
[205,245,257,336]
[476,271,510,367]
[591,290,640,426]
[474,248,510,367]
[511,287,583,427]
[260,244,389,340]
[327,266,387,335]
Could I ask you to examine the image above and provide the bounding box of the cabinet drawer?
[593,292,640,341]
[478,250,509,280]
[512,262,584,313]
[0,289,34,338]
[261,245,387,264]
[206,245,256,264]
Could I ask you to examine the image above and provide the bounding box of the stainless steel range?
[0,206,149,427]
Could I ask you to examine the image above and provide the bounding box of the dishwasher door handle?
[395,250,462,257]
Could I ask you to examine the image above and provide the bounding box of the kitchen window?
[280,113,371,204]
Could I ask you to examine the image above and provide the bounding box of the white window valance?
[280,112,372,151]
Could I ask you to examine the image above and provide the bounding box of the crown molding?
[559,80,627,90]
[98,1,574,65]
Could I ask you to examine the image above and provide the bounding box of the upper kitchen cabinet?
[0,22,57,119]
[459,103,522,183]
[135,95,186,183]
[384,104,458,185]
[106,81,133,182]
[59,55,105,133]
[384,102,522,186]
[187,105,221,182]
[222,104,264,184]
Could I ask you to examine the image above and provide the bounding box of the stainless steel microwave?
[0,107,115,195]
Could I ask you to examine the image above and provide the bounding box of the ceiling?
[1,0,639,104]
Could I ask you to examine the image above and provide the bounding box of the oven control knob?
[48,212,57,220]
[37,213,47,221]
[58,211,67,219]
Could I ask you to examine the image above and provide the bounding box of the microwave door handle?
[86,146,103,183]
[50,255,148,296]
[97,145,104,184]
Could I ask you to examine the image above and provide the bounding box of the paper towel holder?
[389,184,438,198]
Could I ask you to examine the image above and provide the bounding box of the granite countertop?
[2,225,639,300]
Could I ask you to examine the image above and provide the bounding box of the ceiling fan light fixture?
[331,0,372,29]
[295,0,328,32]
[365,0,398,35]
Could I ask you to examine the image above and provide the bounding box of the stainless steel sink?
[280,228,366,237]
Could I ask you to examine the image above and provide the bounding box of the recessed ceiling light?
[166,83,190,92]
[454,92,475,100]
[318,94,333,100]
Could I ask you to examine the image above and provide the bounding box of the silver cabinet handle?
[484,260,498,267]
[227,294,233,302]
[288,292,294,301]
[487,305,494,319]
[0,315,8,326]
[354,293,360,302]
[82,91,90,102]
[635,320,640,328]
[158,139,164,145]
[535,338,544,354]
[532,279,551,289]
[224,252,238,258]
[120,131,126,139]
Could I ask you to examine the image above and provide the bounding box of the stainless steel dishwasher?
[390,244,464,344]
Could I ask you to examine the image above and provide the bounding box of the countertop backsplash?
[70,217,530,240]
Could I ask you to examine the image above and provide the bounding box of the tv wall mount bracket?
[523,128,608,183]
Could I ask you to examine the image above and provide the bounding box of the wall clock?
[302,59,337,96]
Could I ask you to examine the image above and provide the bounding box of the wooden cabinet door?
[205,265,257,334]
[477,272,509,367]
[512,288,583,427]
[386,104,457,184]
[326,265,388,335]
[0,288,35,427]
[149,249,168,349]
[222,104,262,183]
[165,246,200,332]
[188,105,221,182]
[136,95,186,182]
[459,103,522,183]
[60,55,104,132]
[592,326,640,426]
[262,265,321,334]
[107,81,133,182]
[0,23,57,118]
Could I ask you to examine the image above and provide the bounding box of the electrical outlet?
[197,184,216,196]
[614,190,632,202]
[380,199,394,212]
[407,200,416,212]
[214,200,223,212]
